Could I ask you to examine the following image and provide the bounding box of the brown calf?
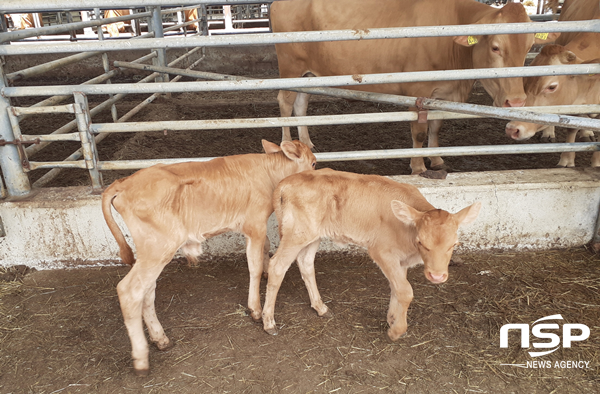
[262,169,480,340]
[102,140,315,375]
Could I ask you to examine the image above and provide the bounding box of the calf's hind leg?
[296,240,330,317]
[117,257,172,376]
[262,241,306,335]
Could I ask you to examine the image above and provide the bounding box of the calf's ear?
[391,200,423,226]
[280,141,302,161]
[262,139,282,154]
[454,202,481,227]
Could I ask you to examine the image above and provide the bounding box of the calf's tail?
[101,184,135,265]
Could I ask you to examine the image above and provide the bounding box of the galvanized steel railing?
[0,1,599,198]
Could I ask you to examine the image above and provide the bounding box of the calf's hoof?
[250,310,263,323]
[387,326,408,342]
[320,309,334,319]
[264,326,278,336]
[134,367,150,377]
[155,339,175,352]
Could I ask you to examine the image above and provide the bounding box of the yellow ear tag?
[467,36,478,45]
[535,33,549,40]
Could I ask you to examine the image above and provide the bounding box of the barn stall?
[0,0,599,392]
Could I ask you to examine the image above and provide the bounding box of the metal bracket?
[0,138,40,170]
[415,97,428,124]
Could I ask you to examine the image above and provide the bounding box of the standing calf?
[102,140,315,375]
[262,169,480,340]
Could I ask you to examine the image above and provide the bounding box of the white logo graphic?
[500,314,590,357]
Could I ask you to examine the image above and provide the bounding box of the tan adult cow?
[103,9,132,37]
[102,140,316,375]
[270,0,556,174]
[6,13,43,30]
[262,169,481,340]
[505,0,600,167]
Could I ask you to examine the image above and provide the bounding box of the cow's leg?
[293,92,314,149]
[245,227,269,321]
[262,242,305,335]
[409,121,429,175]
[262,235,271,279]
[117,257,171,376]
[592,151,600,167]
[142,280,172,351]
[278,90,297,142]
[295,240,330,317]
[577,129,596,142]
[557,129,578,167]
[369,249,413,341]
[427,119,445,170]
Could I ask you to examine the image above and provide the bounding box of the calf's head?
[454,3,559,108]
[505,45,599,140]
[391,201,481,284]
[262,139,317,174]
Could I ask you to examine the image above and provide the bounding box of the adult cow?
[103,9,132,37]
[262,169,481,340]
[102,140,315,375]
[270,0,555,174]
[505,0,600,167]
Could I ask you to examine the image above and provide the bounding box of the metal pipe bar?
[0,11,153,43]
[10,62,600,132]
[2,20,598,55]
[0,63,31,197]
[28,161,88,170]
[31,53,205,187]
[90,105,600,134]
[21,133,81,142]
[95,142,600,170]
[6,52,100,82]
[6,63,600,98]
[163,19,201,33]
[0,0,272,12]
[12,104,76,115]
[73,92,103,189]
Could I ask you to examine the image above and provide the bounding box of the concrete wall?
[1,168,599,270]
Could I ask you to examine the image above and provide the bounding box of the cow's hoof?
[320,309,334,319]
[419,169,448,180]
[387,327,407,342]
[540,136,556,143]
[156,340,175,352]
[264,327,278,336]
[134,368,150,377]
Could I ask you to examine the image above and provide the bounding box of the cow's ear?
[280,141,302,160]
[454,35,479,47]
[534,32,560,45]
[262,139,282,154]
[454,202,481,227]
[391,200,423,226]
[559,50,581,64]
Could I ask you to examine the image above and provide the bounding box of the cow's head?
[454,3,559,108]
[262,139,317,173]
[391,201,481,284]
[505,45,599,140]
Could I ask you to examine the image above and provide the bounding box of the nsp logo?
[500,314,590,357]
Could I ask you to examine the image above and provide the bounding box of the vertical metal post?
[131,9,141,36]
[73,92,103,191]
[80,11,94,37]
[0,61,31,197]
[149,6,168,84]
[0,14,8,33]
[223,5,234,32]
[65,11,77,41]
[201,5,208,36]
[94,8,118,122]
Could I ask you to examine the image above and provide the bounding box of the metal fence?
[0,0,599,198]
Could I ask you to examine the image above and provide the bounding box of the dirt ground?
[1,72,599,393]
[1,249,599,393]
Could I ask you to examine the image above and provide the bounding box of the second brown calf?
[262,169,480,340]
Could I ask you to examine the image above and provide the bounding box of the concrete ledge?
[1,168,599,269]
